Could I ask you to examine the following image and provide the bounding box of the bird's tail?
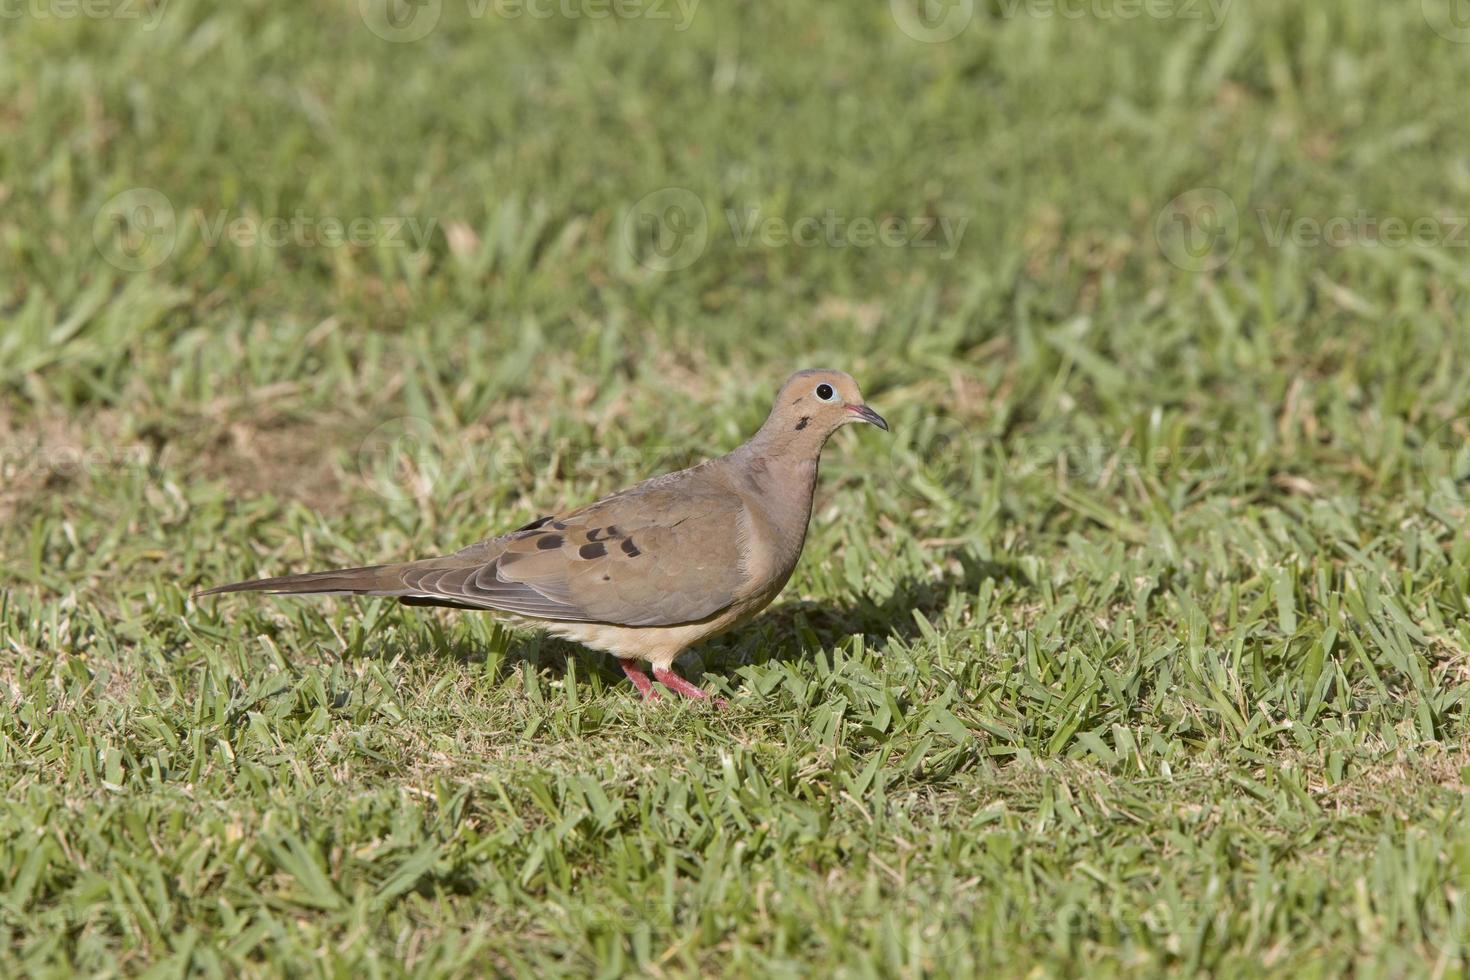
[194,563,409,599]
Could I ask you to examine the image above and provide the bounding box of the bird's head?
[762,369,889,444]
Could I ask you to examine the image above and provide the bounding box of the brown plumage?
[197,369,888,702]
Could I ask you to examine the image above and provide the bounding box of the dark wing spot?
[536,534,563,550]
[795,416,810,431]
[606,525,621,537]
[552,521,568,530]
[515,515,554,532]
[586,527,604,541]
[400,596,485,610]
[621,538,642,557]
[579,542,607,559]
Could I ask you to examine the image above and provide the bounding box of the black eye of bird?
[815,383,835,401]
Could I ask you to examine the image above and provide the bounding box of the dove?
[197,369,888,702]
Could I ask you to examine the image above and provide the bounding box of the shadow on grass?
[373,547,1025,695]
[728,550,1021,669]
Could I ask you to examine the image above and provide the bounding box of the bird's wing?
[400,469,752,627]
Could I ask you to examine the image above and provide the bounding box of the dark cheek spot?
[537,534,563,550]
[579,542,607,559]
[795,416,810,431]
[621,538,642,557]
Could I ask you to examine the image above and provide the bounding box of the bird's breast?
[734,463,817,599]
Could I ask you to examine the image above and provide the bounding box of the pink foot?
[619,659,659,700]
[653,667,728,707]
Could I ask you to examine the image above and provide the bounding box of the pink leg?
[653,667,728,707]
[619,659,659,700]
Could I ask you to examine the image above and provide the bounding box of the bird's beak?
[846,404,889,431]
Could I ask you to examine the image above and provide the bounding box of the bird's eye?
[815,383,836,401]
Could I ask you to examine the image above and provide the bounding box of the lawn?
[3,0,1470,975]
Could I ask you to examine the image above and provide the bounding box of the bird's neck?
[744,415,834,462]
[721,442,822,583]
[725,431,825,492]
[726,427,825,534]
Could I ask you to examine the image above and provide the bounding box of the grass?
[3,0,1470,974]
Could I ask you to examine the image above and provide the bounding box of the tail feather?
[195,563,408,599]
